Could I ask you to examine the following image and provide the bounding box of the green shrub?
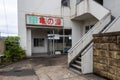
[2,36,26,63]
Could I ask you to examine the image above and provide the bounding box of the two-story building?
[18,0,120,74]
[18,0,72,57]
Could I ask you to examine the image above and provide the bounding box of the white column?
[26,29,32,57]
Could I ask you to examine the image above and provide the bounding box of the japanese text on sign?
[26,15,63,27]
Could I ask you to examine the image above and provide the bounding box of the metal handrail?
[68,12,110,53]
[102,16,120,33]
[81,16,119,56]
[69,0,110,52]
[81,42,93,56]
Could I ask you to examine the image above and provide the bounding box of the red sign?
[39,17,46,24]
[47,18,54,25]
[27,15,63,27]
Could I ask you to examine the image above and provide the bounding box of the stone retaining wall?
[93,32,120,80]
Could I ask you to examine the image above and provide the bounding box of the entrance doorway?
[32,28,72,56]
[47,29,72,55]
[48,29,63,55]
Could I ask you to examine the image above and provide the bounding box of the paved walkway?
[0,55,106,80]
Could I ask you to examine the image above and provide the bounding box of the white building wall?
[70,0,76,18]
[18,0,120,56]
[70,0,110,20]
[18,0,71,56]
[71,18,98,47]
[31,29,48,53]
[104,0,120,17]
[83,18,98,34]
[62,7,71,29]
[18,0,61,16]
[89,0,109,20]
[18,11,27,50]
[77,1,87,17]
[71,21,83,46]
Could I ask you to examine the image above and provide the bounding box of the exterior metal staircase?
[68,0,118,74]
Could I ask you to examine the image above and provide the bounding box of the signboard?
[26,15,63,27]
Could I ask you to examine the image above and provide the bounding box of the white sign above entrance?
[26,15,64,27]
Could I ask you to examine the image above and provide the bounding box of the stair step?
[69,68,82,74]
[75,60,81,65]
[77,57,81,61]
[70,64,82,72]
[71,64,81,69]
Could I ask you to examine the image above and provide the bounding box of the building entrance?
[31,28,71,56]
[47,29,72,55]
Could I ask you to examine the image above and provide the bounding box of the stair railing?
[68,12,110,53]
[102,16,120,33]
[68,12,110,63]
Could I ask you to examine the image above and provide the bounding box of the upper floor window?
[94,0,103,5]
[85,25,94,33]
[61,0,70,7]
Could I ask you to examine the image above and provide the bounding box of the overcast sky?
[0,0,17,36]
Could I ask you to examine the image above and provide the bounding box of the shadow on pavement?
[0,69,36,76]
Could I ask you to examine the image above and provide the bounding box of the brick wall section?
[93,32,120,80]
[0,38,5,55]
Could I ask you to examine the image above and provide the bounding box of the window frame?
[33,38,45,47]
[85,25,94,33]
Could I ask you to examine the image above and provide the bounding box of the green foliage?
[2,36,26,63]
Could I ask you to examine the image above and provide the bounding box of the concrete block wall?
[93,32,120,80]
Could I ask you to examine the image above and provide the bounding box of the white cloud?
[0,0,17,36]
[0,24,18,34]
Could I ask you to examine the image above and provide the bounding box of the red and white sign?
[26,15,63,27]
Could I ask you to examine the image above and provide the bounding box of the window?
[61,0,70,7]
[85,25,94,33]
[94,0,103,5]
[34,38,44,47]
